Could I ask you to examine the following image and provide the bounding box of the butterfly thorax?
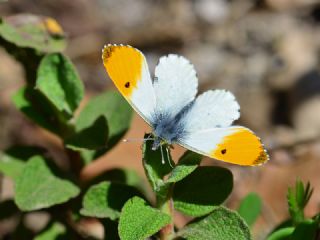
[151,111,186,150]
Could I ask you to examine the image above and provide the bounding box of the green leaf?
[0,14,66,52]
[12,87,73,137]
[118,197,171,240]
[36,53,84,115]
[65,116,108,150]
[77,91,133,149]
[12,87,59,135]
[80,181,141,220]
[237,192,262,227]
[0,37,43,84]
[34,222,66,240]
[80,149,103,165]
[89,168,147,195]
[166,151,202,184]
[287,180,313,224]
[15,156,80,211]
[173,166,233,217]
[75,91,133,162]
[176,206,251,240]
[142,135,174,193]
[270,219,293,234]
[0,146,44,179]
[291,219,319,240]
[267,227,295,240]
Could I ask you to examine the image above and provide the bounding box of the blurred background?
[1,0,320,239]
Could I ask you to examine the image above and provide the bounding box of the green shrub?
[0,14,319,240]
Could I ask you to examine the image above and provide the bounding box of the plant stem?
[158,185,174,240]
[65,148,84,179]
[0,173,2,199]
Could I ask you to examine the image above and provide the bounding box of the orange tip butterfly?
[102,44,269,166]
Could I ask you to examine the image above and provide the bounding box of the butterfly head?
[151,137,162,151]
[151,134,171,150]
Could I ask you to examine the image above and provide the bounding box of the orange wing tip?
[101,44,134,62]
[252,147,269,166]
[102,44,117,62]
[235,127,270,166]
[101,44,144,98]
[211,127,269,166]
[248,131,269,166]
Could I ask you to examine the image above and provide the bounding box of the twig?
[65,148,84,180]
[0,173,2,199]
[158,185,175,240]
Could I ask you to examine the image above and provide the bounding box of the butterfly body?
[151,104,192,147]
[102,44,269,166]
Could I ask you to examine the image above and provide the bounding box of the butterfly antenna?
[160,145,165,164]
[166,147,174,169]
[122,138,154,142]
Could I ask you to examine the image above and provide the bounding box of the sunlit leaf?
[176,206,251,240]
[36,53,84,115]
[119,197,171,240]
[80,181,141,220]
[15,156,80,211]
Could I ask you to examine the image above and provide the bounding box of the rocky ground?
[1,0,320,239]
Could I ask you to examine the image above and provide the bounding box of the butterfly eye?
[125,82,130,88]
[221,149,227,155]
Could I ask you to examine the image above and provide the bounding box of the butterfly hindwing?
[154,54,198,117]
[180,90,240,132]
[178,126,268,166]
[177,90,268,166]
[102,44,156,124]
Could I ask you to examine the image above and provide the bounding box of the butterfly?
[102,44,269,166]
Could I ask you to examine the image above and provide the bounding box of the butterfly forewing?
[154,54,198,118]
[102,44,156,124]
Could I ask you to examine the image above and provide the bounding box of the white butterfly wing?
[178,126,268,166]
[153,54,198,117]
[177,90,268,166]
[180,90,240,131]
[102,44,156,124]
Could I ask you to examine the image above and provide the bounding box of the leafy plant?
[0,13,252,239]
[1,13,319,240]
[267,180,319,240]
[237,192,262,228]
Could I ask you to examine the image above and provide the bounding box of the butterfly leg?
[166,147,174,168]
[160,144,165,164]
